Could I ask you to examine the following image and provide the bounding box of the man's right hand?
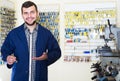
[7,55,17,65]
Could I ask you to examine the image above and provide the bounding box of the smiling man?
[1,1,61,81]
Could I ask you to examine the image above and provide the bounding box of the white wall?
[0,65,11,81]
[0,0,118,81]
[116,0,120,27]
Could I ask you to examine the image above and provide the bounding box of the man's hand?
[7,55,17,65]
[32,52,48,60]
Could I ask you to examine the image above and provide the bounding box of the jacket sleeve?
[46,33,61,66]
[1,32,15,68]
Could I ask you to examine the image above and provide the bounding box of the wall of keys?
[39,12,60,42]
[64,4,116,63]
[0,7,16,65]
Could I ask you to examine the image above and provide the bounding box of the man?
[1,1,61,81]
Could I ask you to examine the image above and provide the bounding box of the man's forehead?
[23,5,35,9]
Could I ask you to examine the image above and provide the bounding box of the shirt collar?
[24,23,38,33]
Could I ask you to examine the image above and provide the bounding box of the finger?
[7,59,14,65]
[10,55,17,62]
[9,57,16,62]
[8,62,13,65]
[43,52,46,54]
[32,57,40,60]
[7,56,17,64]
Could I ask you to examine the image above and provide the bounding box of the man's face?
[22,5,39,26]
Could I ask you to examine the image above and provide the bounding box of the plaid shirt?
[24,24,38,81]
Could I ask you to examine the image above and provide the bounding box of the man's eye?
[24,12,28,15]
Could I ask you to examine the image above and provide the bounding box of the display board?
[0,0,16,65]
[64,3,116,62]
[38,4,60,42]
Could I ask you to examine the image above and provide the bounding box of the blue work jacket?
[1,23,61,81]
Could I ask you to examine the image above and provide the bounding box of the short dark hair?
[21,1,38,13]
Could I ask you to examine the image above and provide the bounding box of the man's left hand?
[32,52,48,60]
